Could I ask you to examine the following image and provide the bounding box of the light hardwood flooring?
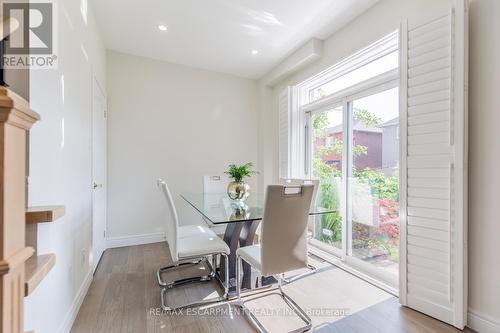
[71,243,474,333]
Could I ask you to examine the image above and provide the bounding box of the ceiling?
[91,0,379,79]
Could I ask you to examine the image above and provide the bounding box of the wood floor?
[71,243,473,333]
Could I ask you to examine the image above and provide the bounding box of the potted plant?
[224,163,258,201]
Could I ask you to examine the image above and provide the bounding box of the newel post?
[0,86,39,333]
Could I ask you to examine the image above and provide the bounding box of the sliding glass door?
[348,87,399,283]
[305,86,399,288]
[309,106,344,255]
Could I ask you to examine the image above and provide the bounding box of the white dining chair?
[280,178,320,236]
[156,179,230,311]
[236,184,314,333]
[202,175,228,236]
[279,178,320,283]
[156,179,212,239]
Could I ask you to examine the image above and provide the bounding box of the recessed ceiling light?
[158,24,168,31]
[251,50,259,55]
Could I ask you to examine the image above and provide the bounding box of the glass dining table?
[181,192,336,290]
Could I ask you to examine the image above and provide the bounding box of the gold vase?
[227,181,250,201]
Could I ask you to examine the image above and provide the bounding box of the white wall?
[107,51,258,240]
[468,0,500,331]
[25,0,106,332]
[258,0,500,330]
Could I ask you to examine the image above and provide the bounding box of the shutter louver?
[401,2,467,329]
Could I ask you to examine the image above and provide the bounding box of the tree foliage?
[353,108,383,128]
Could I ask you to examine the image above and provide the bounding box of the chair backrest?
[280,179,320,235]
[202,175,229,226]
[157,179,179,262]
[279,178,320,209]
[203,175,229,193]
[260,184,314,276]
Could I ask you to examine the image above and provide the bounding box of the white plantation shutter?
[400,1,468,329]
[279,87,291,179]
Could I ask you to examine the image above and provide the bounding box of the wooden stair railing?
[0,86,39,333]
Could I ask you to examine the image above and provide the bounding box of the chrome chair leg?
[156,258,211,287]
[282,263,317,284]
[235,256,312,333]
[222,253,229,298]
[159,252,230,312]
[236,255,241,302]
[277,274,312,331]
[212,254,218,274]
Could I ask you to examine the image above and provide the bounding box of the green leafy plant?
[225,163,258,183]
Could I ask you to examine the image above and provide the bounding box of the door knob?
[93,182,103,189]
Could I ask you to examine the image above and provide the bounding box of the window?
[282,2,468,325]
[349,88,399,278]
[310,106,344,252]
[295,31,400,289]
[299,30,398,106]
[309,51,398,102]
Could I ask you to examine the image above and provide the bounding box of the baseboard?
[468,309,500,333]
[106,232,166,249]
[54,233,164,332]
[57,271,93,333]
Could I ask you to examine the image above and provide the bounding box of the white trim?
[398,19,409,306]
[91,72,108,274]
[279,87,292,178]
[290,87,303,178]
[298,30,398,95]
[57,271,93,333]
[344,99,352,259]
[467,310,500,333]
[301,69,399,113]
[106,232,166,249]
[452,1,468,327]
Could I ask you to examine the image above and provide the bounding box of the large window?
[349,88,399,279]
[310,106,344,252]
[296,31,400,289]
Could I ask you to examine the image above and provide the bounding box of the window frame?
[297,30,399,107]
[301,78,400,288]
[302,70,399,178]
[291,31,401,290]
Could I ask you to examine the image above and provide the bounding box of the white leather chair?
[202,175,228,236]
[156,180,212,239]
[236,184,314,333]
[280,178,320,283]
[281,179,320,233]
[156,179,230,311]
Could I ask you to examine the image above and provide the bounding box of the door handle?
[93,182,103,189]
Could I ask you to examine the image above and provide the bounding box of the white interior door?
[400,0,468,328]
[92,77,107,272]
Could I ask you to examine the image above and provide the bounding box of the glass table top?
[181,192,336,224]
